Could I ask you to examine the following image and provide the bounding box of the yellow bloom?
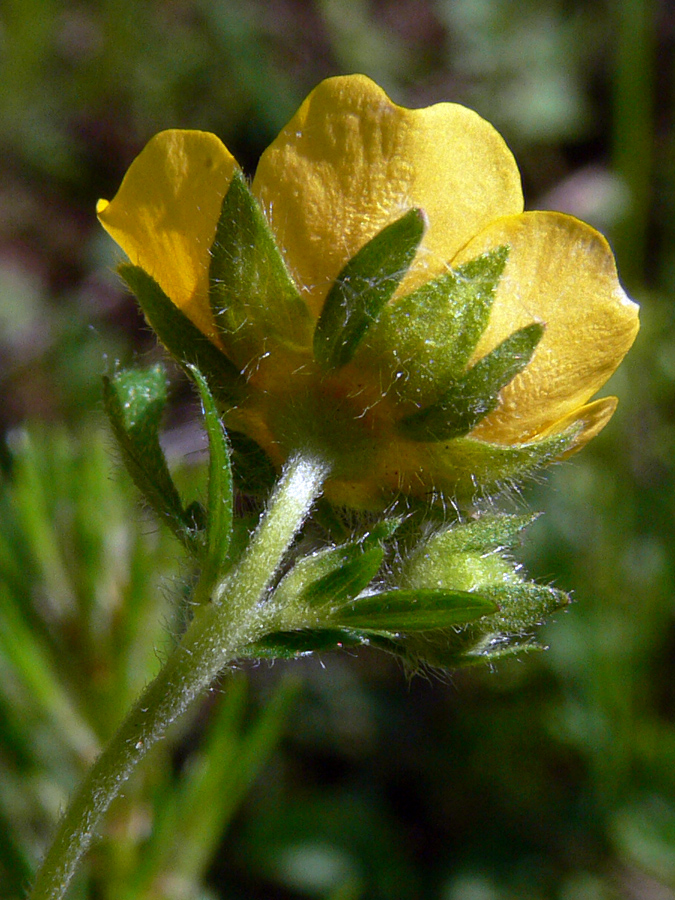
[98,74,638,508]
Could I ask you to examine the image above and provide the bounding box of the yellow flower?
[97,75,638,508]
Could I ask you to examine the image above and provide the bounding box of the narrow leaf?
[272,541,384,611]
[333,589,497,631]
[0,582,100,761]
[314,208,426,369]
[463,640,546,664]
[120,263,243,407]
[400,322,544,441]
[387,583,568,668]
[228,430,277,495]
[188,365,233,579]
[103,365,196,549]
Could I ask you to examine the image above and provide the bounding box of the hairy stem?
[29,452,329,900]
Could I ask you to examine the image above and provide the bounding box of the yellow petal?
[252,74,523,318]
[541,396,618,453]
[452,212,639,443]
[97,130,238,341]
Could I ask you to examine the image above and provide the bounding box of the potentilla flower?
[97,74,638,508]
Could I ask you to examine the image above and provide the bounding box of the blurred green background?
[1,1,674,898]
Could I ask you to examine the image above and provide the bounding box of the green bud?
[384,513,569,668]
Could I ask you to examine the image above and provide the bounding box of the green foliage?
[245,628,365,659]
[427,425,581,496]
[332,588,497,631]
[272,521,401,613]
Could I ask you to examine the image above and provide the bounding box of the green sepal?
[420,513,539,556]
[462,640,546,664]
[367,631,545,669]
[208,170,312,368]
[272,517,402,611]
[363,246,509,404]
[302,545,385,608]
[402,513,539,590]
[242,628,367,659]
[314,208,426,370]
[187,366,233,584]
[119,264,243,407]
[361,512,568,669]
[426,422,581,496]
[365,516,405,544]
[331,589,497,631]
[102,364,197,551]
[400,321,544,441]
[477,583,569,633]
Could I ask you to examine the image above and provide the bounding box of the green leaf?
[363,246,509,404]
[462,640,546,664]
[187,366,233,582]
[400,322,544,441]
[243,628,366,659]
[119,263,243,407]
[273,542,383,611]
[332,589,497,631]
[209,170,312,368]
[0,581,100,761]
[314,208,426,370]
[103,364,197,550]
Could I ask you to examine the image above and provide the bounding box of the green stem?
[29,452,329,900]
